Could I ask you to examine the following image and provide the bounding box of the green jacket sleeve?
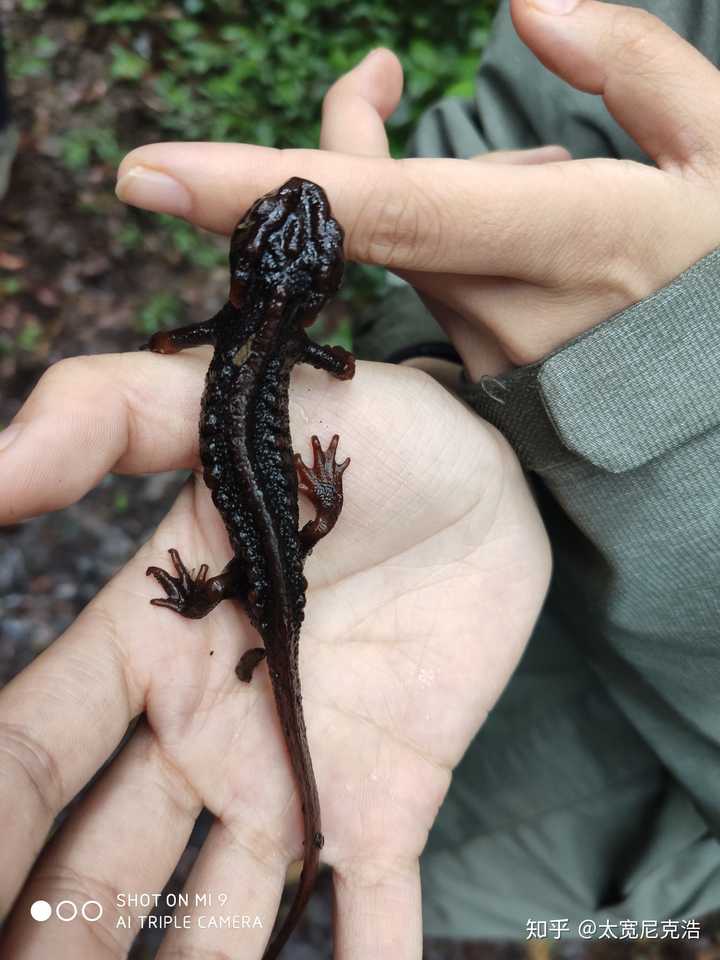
[460,248,720,829]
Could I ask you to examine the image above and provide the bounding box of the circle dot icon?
[30,900,52,922]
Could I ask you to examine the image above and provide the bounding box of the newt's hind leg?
[236,647,267,683]
[147,549,245,619]
[295,434,350,557]
[147,550,268,684]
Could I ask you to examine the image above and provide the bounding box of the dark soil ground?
[1,4,720,959]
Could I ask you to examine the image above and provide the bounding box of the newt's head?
[228,178,345,327]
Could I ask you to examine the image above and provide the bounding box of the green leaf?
[93,3,149,23]
[60,128,121,171]
[17,320,43,352]
[287,0,308,18]
[169,19,201,42]
[61,135,91,171]
[117,223,144,251]
[444,78,475,98]
[135,292,183,335]
[109,43,149,81]
[0,277,24,296]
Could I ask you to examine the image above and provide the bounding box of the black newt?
[143,178,355,959]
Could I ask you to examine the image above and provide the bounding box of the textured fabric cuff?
[460,247,720,473]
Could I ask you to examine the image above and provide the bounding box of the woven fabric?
[539,249,720,473]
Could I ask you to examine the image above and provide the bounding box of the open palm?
[0,345,549,959]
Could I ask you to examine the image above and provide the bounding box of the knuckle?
[321,78,344,118]
[82,602,137,714]
[357,190,419,266]
[608,7,666,71]
[146,738,204,821]
[219,812,290,875]
[39,354,95,390]
[584,163,662,297]
[0,720,64,823]
[352,169,439,268]
[542,159,646,287]
[335,853,416,890]
[34,356,110,419]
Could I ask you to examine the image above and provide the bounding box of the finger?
[470,144,570,164]
[1,724,201,957]
[0,474,255,922]
[511,0,720,175]
[0,582,144,914]
[320,48,402,156]
[333,856,422,960]
[156,819,285,959]
[116,140,608,277]
[0,350,206,523]
[407,285,512,379]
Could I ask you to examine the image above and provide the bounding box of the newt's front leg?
[295,434,350,556]
[299,337,355,381]
[140,301,247,353]
[141,319,221,355]
[146,549,246,619]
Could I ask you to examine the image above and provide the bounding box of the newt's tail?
[262,651,323,960]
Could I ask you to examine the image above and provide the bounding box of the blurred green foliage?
[10,0,498,329]
[0,277,25,296]
[16,319,43,352]
[10,34,59,76]
[89,0,496,154]
[14,0,497,159]
[135,291,186,335]
[61,127,124,171]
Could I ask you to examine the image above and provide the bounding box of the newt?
[143,177,355,959]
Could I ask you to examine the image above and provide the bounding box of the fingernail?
[115,165,192,216]
[528,0,579,13]
[0,423,22,453]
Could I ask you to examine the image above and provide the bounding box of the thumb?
[510,0,720,176]
[320,48,403,156]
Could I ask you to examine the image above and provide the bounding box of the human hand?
[318,0,720,378]
[0,346,549,957]
[116,0,720,381]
